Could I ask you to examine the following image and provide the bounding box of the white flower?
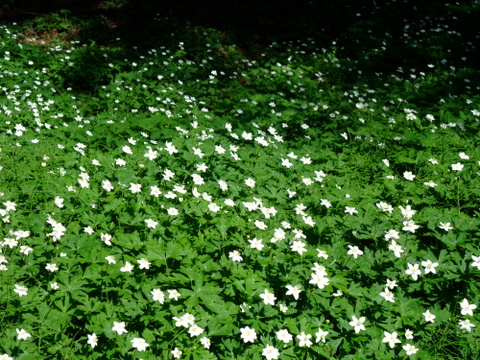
[87,333,98,348]
[317,249,329,259]
[144,219,158,229]
[13,230,29,240]
[208,203,221,213]
[240,326,257,343]
[471,255,480,270]
[200,336,211,349]
[320,199,332,208]
[276,329,293,343]
[168,289,181,300]
[173,313,195,328]
[405,263,421,281]
[380,287,395,303]
[14,284,28,297]
[347,245,363,259]
[302,215,315,227]
[4,201,16,211]
[399,205,416,219]
[254,220,267,230]
[262,345,280,360]
[116,158,126,166]
[191,174,205,185]
[120,261,134,272]
[163,169,175,181]
[405,329,414,340]
[105,255,116,264]
[260,289,276,305]
[249,238,264,250]
[311,263,328,276]
[45,263,58,272]
[403,343,419,355]
[171,347,182,358]
[424,180,438,187]
[309,271,330,289]
[451,162,464,171]
[302,177,314,186]
[84,226,94,235]
[403,171,415,181]
[349,316,366,333]
[16,328,31,340]
[345,206,358,215]
[151,289,165,303]
[192,147,205,158]
[218,180,228,191]
[2,238,17,248]
[215,145,226,154]
[150,186,161,197]
[137,258,151,269]
[131,337,149,351]
[460,298,477,316]
[245,178,256,188]
[54,196,64,208]
[296,332,312,347]
[112,321,128,335]
[281,158,293,168]
[459,152,470,160]
[229,250,243,262]
[102,180,114,192]
[376,201,393,213]
[291,241,307,255]
[459,319,476,332]
[129,183,142,193]
[286,285,302,300]
[421,260,439,274]
[292,228,306,239]
[164,142,178,155]
[385,229,400,240]
[315,328,329,343]
[439,222,453,231]
[382,331,401,348]
[167,207,179,216]
[423,310,436,323]
[402,220,419,233]
[188,324,204,337]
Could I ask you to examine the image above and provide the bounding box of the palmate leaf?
[101,197,125,213]
[57,272,90,302]
[144,238,189,263]
[207,314,237,337]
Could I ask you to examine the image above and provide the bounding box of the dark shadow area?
[1,0,479,101]
[2,0,479,67]
[0,0,377,48]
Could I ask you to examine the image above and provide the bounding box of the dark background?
[1,0,479,97]
[0,0,410,46]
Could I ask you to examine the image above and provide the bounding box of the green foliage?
[0,2,480,359]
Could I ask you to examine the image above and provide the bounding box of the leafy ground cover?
[0,1,480,359]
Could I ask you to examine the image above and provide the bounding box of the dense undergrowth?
[0,1,480,359]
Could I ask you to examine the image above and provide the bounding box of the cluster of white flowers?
[46,215,66,241]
